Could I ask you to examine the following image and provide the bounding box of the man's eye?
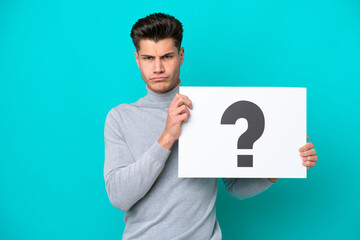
[144,57,153,60]
[163,55,172,59]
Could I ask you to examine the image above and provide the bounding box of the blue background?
[1,0,359,239]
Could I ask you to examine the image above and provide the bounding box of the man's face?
[134,38,184,94]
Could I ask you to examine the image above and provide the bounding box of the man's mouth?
[150,77,168,81]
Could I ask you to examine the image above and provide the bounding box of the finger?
[174,93,188,98]
[169,93,184,108]
[174,94,193,109]
[175,104,187,115]
[302,155,318,162]
[302,161,316,168]
[307,134,309,140]
[178,98,193,110]
[178,112,189,123]
[298,142,314,152]
[300,148,317,157]
[176,105,190,116]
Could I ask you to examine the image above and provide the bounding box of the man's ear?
[134,50,140,68]
[179,47,184,66]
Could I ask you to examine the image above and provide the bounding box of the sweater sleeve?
[103,109,171,211]
[222,178,273,200]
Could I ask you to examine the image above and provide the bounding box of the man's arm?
[104,93,193,211]
[104,109,171,211]
[222,178,273,200]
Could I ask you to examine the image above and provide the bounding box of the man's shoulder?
[106,98,146,119]
[111,98,144,113]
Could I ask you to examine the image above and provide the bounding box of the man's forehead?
[138,38,177,55]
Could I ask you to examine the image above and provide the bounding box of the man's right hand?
[158,93,193,150]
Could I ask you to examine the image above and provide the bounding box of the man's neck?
[145,81,180,103]
[147,80,181,95]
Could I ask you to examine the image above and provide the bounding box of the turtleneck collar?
[144,81,180,104]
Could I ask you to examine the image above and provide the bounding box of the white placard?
[178,87,307,178]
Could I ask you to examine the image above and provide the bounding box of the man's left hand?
[299,134,318,169]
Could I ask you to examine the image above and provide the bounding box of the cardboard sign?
[178,87,307,178]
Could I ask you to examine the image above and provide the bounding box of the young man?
[104,13,318,239]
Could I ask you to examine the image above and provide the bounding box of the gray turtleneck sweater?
[104,83,273,240]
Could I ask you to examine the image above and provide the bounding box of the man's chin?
[148,84,172,94]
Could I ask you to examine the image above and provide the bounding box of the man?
[104,13,318,239]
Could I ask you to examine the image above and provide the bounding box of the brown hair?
[130,13,183,52]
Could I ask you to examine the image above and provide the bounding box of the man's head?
[130,13,184,94]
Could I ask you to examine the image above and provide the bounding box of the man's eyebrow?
[161,52,175,57]
[140,52,175,57]
[140,54,154,57]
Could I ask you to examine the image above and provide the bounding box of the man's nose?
[154,58,165,73]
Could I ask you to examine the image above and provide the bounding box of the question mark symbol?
[221,101,265,167]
